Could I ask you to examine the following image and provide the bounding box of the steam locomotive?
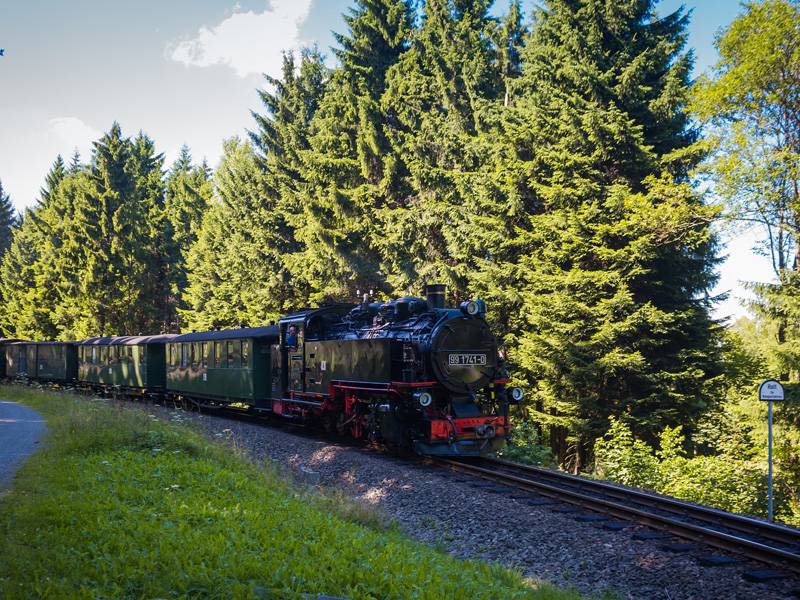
[3,285,522,457]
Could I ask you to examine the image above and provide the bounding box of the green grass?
[0,385,578,600]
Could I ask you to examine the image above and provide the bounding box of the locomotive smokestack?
[424,284,446,309]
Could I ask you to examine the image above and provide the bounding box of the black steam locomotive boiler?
[270,285,523,456]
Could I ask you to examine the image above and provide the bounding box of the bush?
[593,417,798,522]
[499,420,554,466]
[593,418,661,490]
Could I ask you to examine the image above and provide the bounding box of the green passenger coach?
[78,335,176,390]
[166,327,279,407]
[5,341,78,382]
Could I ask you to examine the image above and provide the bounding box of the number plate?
[448,353,487,366]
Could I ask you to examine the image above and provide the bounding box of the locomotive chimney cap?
[424,284,446,309]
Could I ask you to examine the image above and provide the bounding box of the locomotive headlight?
[460,300,480,316]
[415,391,433,407]
[510,387,524,402]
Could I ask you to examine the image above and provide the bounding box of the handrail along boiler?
[273,284,523,456]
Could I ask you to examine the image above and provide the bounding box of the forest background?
[1,0,798,524]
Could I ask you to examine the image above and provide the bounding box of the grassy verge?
[0,385,578,600]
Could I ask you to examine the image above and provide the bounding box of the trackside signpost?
[758,379,784,521]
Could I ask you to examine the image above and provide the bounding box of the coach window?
[180,343,187,368]
[91,347,97,364]
[215,341,225,368]
[138,346,146,365]
[226,340,240,369]
[201,342,209,368]
[169,345,178,367]
[100,346,108,365]
[242,340,250,367]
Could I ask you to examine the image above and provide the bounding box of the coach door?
[282,320,305,394]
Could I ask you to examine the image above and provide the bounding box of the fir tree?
[378,0,503,296]
[182,138,293,328]
[487,0,722,469]
[64,123,161,336]
[294,0,412,303]
[494,0,526,107]
[0,179,17,257]
[38,155,66,207]
[68,150,83,174]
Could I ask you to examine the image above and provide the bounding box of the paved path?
[0,401,46,492]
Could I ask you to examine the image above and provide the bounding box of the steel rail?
[433,457,800,576]
[488,457,800,549]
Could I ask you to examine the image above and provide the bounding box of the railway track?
[433,456,800,577]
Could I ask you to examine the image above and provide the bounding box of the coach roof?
[80,335,177,346]
[170,326,279,343]
[8,340,79,346]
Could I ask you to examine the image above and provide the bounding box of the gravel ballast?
[156,405,799,600]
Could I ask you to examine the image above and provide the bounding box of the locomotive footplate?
[417,416,509,456]
[413,435,506,457]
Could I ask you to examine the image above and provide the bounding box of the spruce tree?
[294,0,412,303]
[68,150,83,174]
[250,49,327,204]
[487,0,722,469]
[0,212,44,338]
[378,0,503,297]
[0,179,17,257]
[61,123,161,336]
[494,0,526,107]
[38,155,66,207]
[182,138,293,328]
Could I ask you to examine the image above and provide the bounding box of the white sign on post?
[759,379,785,401]
[758,378,784,521]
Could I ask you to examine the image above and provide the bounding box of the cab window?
[284,324,303,348]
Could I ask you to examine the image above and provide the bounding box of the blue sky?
[0,0,766,319]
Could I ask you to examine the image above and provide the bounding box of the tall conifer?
[488,0,721,468]
[0,179,17,257]
[294,0,412,303]
[379,0,502,296]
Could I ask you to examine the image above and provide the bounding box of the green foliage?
[0,125,211,338]
[164,144,213,326]
[479,0,723,469]
[594,417,798,523]
[182,137,297,328]
[692,0,800,374]
[0,178,17,258]
[594,418,661,490]
[0,385,576,600]
[499,418,554,466]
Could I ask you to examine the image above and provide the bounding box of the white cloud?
[48,117,102,158]
[166,0,313,78]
